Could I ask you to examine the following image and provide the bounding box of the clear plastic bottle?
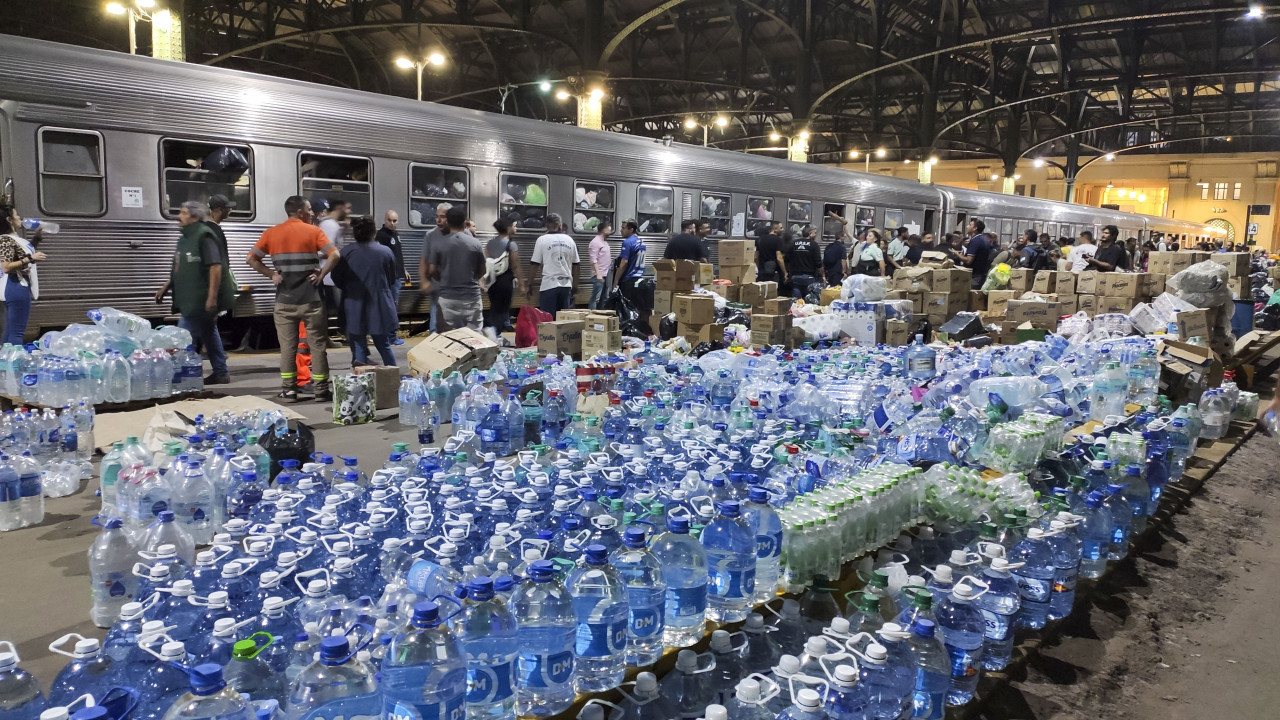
[610,527,666,667]
[742,487,782,604]
[223,633,286,705]
[701,501,756,623]
[775,688,827,720]
[707,630,748,706]
[451,577,518,720]
[142,511,196,566]
[137,641,192,720]
[933,581,986,706]
[511,561,575,717]
[649,516,708,648]
[160,663,250,720]
[972,558,1022,671]
[906,620,949,720]
[382,601,467,720]
[88,516,140,627]
[46,635,117,708]
[170,461,215,545]
[285,635,379,720]
[612,672,679,720]
[567,544,628,694]
[659,649,717,720]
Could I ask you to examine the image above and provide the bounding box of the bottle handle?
[818,651,857,684]
[49,632,90,658]
[294,568,330,595]
[746,672,782,705]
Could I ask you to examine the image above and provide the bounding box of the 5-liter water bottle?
[905,335,937,382]
[1045,518,1081,621]
[611,527,666,667]
[46,635,117,708]
[933,580,986,706]
[138,641,193,720]
[1198,389,1231,440]
[1009,528,1054,630]
[707,630,748,705]
[285,635,380,720]
[1102,485,1132,561]
[906,620,949,720]
[702,501,756,623]
[724,676,777,720]
[171,461,215,545]
[1078,493,1112,580]
[610,671,679,720]
[510,561,575,717]
[382,602,467,720]
[142,511,196,566]
[850,642,912,720]
[742,614,780,674]
[223,632,286,706]
[824,663,871,720]
[452,577,518,720]
[972,558,1021,671]
[88,516,140,627]
[568,544,628,694]
[160,663,250,720]
[742,487,782,604]
[775,688,827,720]
[650,515,708,648]
[0,457,20,533]
[660,649,717,720]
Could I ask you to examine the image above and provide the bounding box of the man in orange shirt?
[246,195,340,402]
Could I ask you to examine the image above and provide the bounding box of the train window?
[37,128,105,216]
[822,203,846,239]
[299,152,371,216]
[572,180,615,234]
[409,163,469,228]
[746,195,773,238]
[699,192,731,237]
[636,185,673,235]
[160,139,254,220]
[499,172,549,232]
[786,200,812,235]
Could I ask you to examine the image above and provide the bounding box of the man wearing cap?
[528,213,581,315]
[417,202,451,333]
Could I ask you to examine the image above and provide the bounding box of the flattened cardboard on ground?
[96,395,305,452]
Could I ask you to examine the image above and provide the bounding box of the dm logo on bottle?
[629,606,663,638]
[520,649,574,688]
[465,661,515,705]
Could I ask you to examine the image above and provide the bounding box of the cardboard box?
[1095,295,1139,314]
[679,322,727,344]
[1076,270,1099,295]
[1078,294,1096,315]
[820,287,842,306]
[751,313,792,333]
[708,283,740,302]
[750,328,791,347]
[697,263,716,286]
[675,293,716,325]
[1006,299,1062,328]
[969,290,987,312]
[740,282,777,307]
[1175,308,1210,339]
[987,290,1019,317]
[931,267,973,294]
[1097,272,1145,298]
[408,327,500,377]
[1142,273,1165,297]
[846,309,884,345]
[718,239,755,266]
[654,290,676,316]
[1157,340,1223,405]
[1230,276,1251,300]
[1031,271,1056,294]
[653,259,698,292]
[536,319,584,356]
[762,297,793,314]
[555,309,592,322]
[1210,252,1250,277]
[885,318,911,346]
[1058,295,1078,315]
[585,314,619,333]
[582,329,622,356]
[893,267,933,292]
[719,264,755,285]
[1007,268,1034,292]
[1055,271,1077,295]
[905,290,927,314]
[351,365,400,410]
[916,250,953,268]
[925,292,967,320]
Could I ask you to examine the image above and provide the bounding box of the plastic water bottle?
[1008,528,1054,630]
[285,635,380,720]
[1078,493,1112,579]
[382,601,468,720]
[972,558,1022,671]
[610,671,678,720]
[742,487,782,604]
[0,458,20,533]
[511,561,575,717]
[452,577,518,720]
[87,516,139,627]
[102,351,131,404]
[708,630,748,705]
[742,614,780,674]
[774,688,826,720]
[159,663,250,720]
[223,632,286,705]
[611,527,666,667]
[905,335,937,381]
[659,649,717,720]
[568,544,628,694]
[852,642,912,720]
[933,580,986,706]
[650,516,708,648]
[906,620,949,720]
[724,676,777,720]
[702,500,756,623]
[142,511,196,566]
[20,219,59,234]
[824,663,871,720]
[1045,518,1081,621]
[46,635,117,707]
[0,642,48,720]
[1102,485,1132,561]
[138,641,193,720]
[171,461,215,545]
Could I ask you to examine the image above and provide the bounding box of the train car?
[936,186,1146,245]
[1141,213,1224,247]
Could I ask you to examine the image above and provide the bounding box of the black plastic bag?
[658,312,679,340]
[202,146,250,176]
[691,340,725,358]
[719,308,750,327]
[609,282,654,336]
[805,285,822,305]
[260,423,315,482]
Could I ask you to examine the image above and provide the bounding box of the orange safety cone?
[296,321,312,385]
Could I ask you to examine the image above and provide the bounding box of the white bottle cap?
[157,544,176,556]
[865,644,888,663]
[776,655,800,676]
[932,565,954,584]
[159,641,185,660]
[736,678,761,703]
[744,614,765,631]
[796,689,822,709]
[74,638,100,656]
[1027,528,1045,540]
[804,636,828,656]
[710,630,732,653]
[834,665,858,685]
[781,598,800,618]
[675,649,698,672]
[829,617,851,634]
[705,705,728,720]
[635,672,658,693]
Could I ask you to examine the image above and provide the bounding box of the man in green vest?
[154,200,234,383]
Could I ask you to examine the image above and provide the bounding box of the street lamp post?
[395,52,446,101]
[105,0,160,55]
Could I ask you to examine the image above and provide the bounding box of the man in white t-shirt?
[1070,230,1097,272]
[529,213,581,314]
[317,199,350,340]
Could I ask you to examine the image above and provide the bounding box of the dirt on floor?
[970,430,1280,719]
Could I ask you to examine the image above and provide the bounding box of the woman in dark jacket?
[333,216,399,367]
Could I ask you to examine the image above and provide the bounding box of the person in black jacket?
[786,227,824,299]
[375,210,410,307]
[664,220,708,261]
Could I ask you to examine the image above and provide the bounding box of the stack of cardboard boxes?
[538,309,621,357]
[882,265,973,333]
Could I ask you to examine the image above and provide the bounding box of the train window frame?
[499,171,551,235]
[570,179,616,235]
[745,195,774,238]
[699,191,731,238]
[158,137,255,221]
[822,203,846,240]
[636,184,674,236]
[297,150,373,216]
[409,162,470,229]
[786,199,813,235]
[37,127,106,217]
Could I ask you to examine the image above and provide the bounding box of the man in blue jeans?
[154,201,232,383]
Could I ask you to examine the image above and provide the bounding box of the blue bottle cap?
[911,619,937,638]
[1125,464,1142,476]
[468,577,495,601]
[562,514,582,531]
[668,516,691,534]
[103,517,123,530]
[411,601,441,627]
[528,560,555,581]
[318,636,350,663]
[494,575,516,593]
[718,500,741,518]
[186,663,226,696]
[71,707,110,720]
[158,510,175,523]
[583,544,609,565]
[623,527,647,548]
[748,486,770,504]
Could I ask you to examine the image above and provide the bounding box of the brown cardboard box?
[697,263,716,286]
[585,314,620,333]
[537,320,584,356]
[1210,252,1250,277]
[409,327,499,377]
[762,297,793,314]
[1007,268,1034,292]
[708,283,741,302]
[987,290,1019,317]
[654,290,676,316]
[1142,273,1166,297]
[719,239,755,266]
[1058,295,1078,315]
[916,250,954,268]
[885,318,911,346]
[674,294,716,325]
[1157,340,1223,406]
[751,313,792,333]
[1076,270,1099,295]
[893,267,933,292]
[1078,294,1096,315]
[1097,272,1145,298]
[740,282,777,307]
[679,322,727,344]
[969,290,987,312]
[556,309,592,322]
[1174,308,1210,339]
[582,329,622,356]
[719,264,755,285]
[1230,276,1251,300]
[653,259,698,291]
[1006,299,1062,328]
[1031,271,1057,294]
[1055,271,1077,295]
[904,290,926,314]
[925,292,967,320]
[1163,252,1196,274]
[1096,296,1139,314]
[351,365,400,410]
[750,327,791,347]
[820,287,842,306]
[931,267,973,294]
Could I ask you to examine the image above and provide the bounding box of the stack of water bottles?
[0,328,1246,720]
[0,402,98,531]
[0,307,204,407]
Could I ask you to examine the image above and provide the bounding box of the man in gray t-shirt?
[426,207,486,331]
[417,202,452,332]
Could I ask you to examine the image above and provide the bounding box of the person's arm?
[510,243,525,293]
[313,249,339,285]
[614,256,629,287]
[246,250,281,285]
[205,263,222,314]
[527,239,543,298]
[572,262,581,297]
[418,253,431,293]
[841,257,850,277]
[473,248,486,281]
[812,244,824,281]
[776,250,787,279]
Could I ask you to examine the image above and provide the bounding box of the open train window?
[160,139,253,220]
[636,185,673,235]
[500,172,549,233]
[699,192,730,237]
[822,203,846,240]
[409,163,468,228]
[746,195,773,238]
[786,199,812,235]
[572,180,615,234]
[299,151,371,216]
[38,127,105,216]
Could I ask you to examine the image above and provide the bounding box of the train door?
[923,208,936,236]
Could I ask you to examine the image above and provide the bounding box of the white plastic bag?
[842,274,887,302]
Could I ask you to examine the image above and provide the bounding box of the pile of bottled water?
[0,401,97,531]
[0,308,204,408]
[0,330,1248,720]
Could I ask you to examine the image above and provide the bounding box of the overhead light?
[849,150,860,159]
[588,88,604,100]
[1106,182,1114,188]
[1128,190,1138,199]
[538,80,551,92]
[714,116,728,128]
[928,156,939,165]
[1104,153,1116,161]
[427,53,445,66]
[903,159,911,165]
[875,148,887,158]
[684,118,698,129]
[152,9,171,30]
[1138,194,1147,202]
[135,0,156,7]
[799,130,810,140]
[1013,174,1021,180]
[1248,5,1264,18]
[769,132,781,141]
[1033,158,1045,168]
[394,57,415,69]
[990,174,999,181]
[555,89,571,100]
[105,2,126,14]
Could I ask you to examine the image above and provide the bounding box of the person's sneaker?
[276,388,299,402]
[314,389,333,403]
[205,373,231,385]
[351,360,372,368]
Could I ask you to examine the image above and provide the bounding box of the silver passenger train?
[0,36,1217,333]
